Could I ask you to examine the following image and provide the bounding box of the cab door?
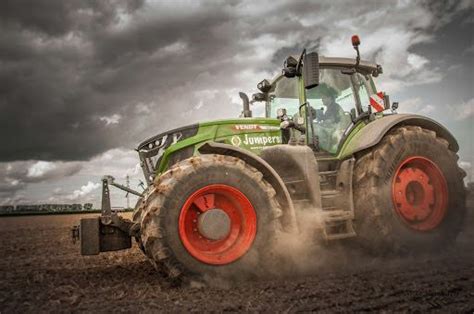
[304,68,373,154]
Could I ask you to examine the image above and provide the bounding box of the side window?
[268,77,300,118]
[353,73,371,113]
[252,101,266,117]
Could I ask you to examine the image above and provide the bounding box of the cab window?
[353,73,372,113]
[267,77,300,118]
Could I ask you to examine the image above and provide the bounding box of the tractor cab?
[250,36,388,155]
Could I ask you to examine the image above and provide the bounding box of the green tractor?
[76,36,466,281]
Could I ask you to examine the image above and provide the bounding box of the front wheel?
[353,126,466,254]
[137,154,282,281]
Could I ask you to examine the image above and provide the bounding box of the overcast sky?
[1,0,473,208]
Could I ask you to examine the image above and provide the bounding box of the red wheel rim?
[392,156,448,231]
[178,184,257,265]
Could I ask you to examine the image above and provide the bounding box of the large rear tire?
[353,126,466,254]
[135,154,282,281]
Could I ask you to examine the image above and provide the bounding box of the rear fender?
[340,114,459,159]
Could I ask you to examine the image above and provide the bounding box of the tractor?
[75,35,466,282]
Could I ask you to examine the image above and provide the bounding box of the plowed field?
[1,199,473,312]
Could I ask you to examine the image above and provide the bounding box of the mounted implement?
[75,36,466,281]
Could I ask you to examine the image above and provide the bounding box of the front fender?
[339,114,459,159]
[198,142,298,233]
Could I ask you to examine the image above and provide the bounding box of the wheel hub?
[197,208,231,240]
[178,184,257,265]
[393,167,434,221]
[392,156,448,231]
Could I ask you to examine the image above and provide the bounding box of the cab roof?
[318,56,382,75]
[270,56,382,83]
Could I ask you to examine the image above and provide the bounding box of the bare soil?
[1,200,473,313]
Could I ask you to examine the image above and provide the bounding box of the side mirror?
[303,52,319,89]
[282,56,298,78]
[284,56,298,68]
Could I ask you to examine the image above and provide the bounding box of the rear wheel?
[137,154,282,281]
[353,126,466,254]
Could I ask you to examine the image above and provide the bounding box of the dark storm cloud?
[0,0,247,161]
[0,0,472,164]
[0,0,145,161]
[0,0,144,36]
[0,1,338,161]
[422,0,472,27]
[0,1,253,161]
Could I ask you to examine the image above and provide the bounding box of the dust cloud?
[200,192,474,288]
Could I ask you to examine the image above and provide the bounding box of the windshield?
[267,77,299,118]
[306,68,356,154]
[306,69,354,114]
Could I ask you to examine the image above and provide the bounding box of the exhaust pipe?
[239,92,252,118]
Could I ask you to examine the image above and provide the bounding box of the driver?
[319,84,344,123]
[308,84,347,153]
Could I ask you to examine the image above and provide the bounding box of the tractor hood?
[198,118,282,152]
[137,118,281,181]
[137,118,280,151]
